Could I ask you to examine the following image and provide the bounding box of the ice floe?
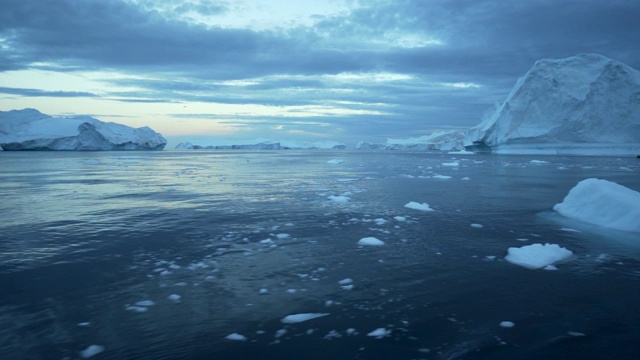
[281,313,330,324]
[357,237,385,246]
[225,333,247,341]
[553,178,640,233]
[79,345,105,359]
[505,243,573,269]
[367,328,391,339]
[404,202,434,212]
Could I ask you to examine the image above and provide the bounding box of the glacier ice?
[0,108,166,151]
[465,53,640,155]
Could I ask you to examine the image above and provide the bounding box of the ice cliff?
[465,53,640,155]
[0,109,166,150]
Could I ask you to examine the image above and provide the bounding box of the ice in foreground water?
[505,243,573,269]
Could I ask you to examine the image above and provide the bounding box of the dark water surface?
[1,150,639,359]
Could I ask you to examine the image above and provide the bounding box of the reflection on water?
[1,150,639,359]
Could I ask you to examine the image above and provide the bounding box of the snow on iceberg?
[281,313,330,324]
[0,109,166,150]
[465,53,640,155]
[505,243,573,269]
[553,178,640,233]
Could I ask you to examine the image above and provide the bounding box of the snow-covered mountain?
[465,53,640,155]
[0,109,166,150]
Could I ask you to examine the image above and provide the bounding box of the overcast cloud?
[1,0,639,145]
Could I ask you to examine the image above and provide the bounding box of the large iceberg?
[355,130,466,151]
[465,54,640,155]
[0,109,166,151]
[553,178,640,233]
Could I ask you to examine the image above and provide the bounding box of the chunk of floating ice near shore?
[367,328,391,339]
[225,333,247,341]
[79,344,105,359]
[432,175,452,179]
[357,237,385,246]
[341,285,354,290]
[281,313,330,324]
[505,243,573,269]
[404,202,434,211]
[327,159,344,164]
[167,294,181,302]
[499,321,515,328]
[338,278,353,285]
[135,300,155,307]
[470,223,484,228]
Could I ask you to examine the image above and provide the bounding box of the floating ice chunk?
[394,216,407,222]
[281,313,330,324]
[553,178,640,233]
[225,333,247,341]
[470,223,484,228]
[327,159,344,164]
[505,243,573,269]
[442,161,459,167]
[341,285,354,290]
[276,233,290,239]
[499,321,515,328]
[135,300,155,307]
[461,177,471,180]
[125,306,148,313]
[432,175,452,179]
[357,237,385,246]
[259,238,274,245]
[530,160,549,164]
[275,329,287,338]
[259,288,269,294]
[77,322,91,327]
[543,265,558,271]
[80,345,105,359]
[328,195,350,203]
[404,202,434,212]
[346,328,357,335]
[167,294,181,302]
[367,328,391,339]
[374,218,387,225]
[338,278,353,285]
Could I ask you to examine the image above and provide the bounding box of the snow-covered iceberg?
[553,178,640,233]
[465,53,640,155]
[355,130,466,151]
[0,109,166,150]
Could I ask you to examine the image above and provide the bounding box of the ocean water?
[1,150,639,360]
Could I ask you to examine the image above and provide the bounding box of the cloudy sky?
[1,0,639,146]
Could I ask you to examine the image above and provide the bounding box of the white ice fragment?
[135,300,155,307]
[281,313,330,324]
[80,345,105,359]
[393,216,407,222]
[259,288,269,294]
[505,243,573,269]
[276,233,290,239]
[432,175,452,179]
[461,177,471,180]
[553,178,640,233]
[275,329,287,338]
[442,161,459,167]
[125,306,148,313]
[327,159,344,164]
[404,202,434,212]
[225,333,247,341]
[341,285,354,290]
[470,223,484,228]
[346,328,357,335]
[367,328,391,339]
[77,322,91,327]
[499,321,515,328]
[485,255,496,261]
[530,160,549,164]
[338,278,353,285]
[374,218,388,225]
[167,294,181,302]
[357,237,385,246]
[328,195,350,203]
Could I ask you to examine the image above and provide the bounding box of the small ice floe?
[393,216,407,222]
[358,237,385,246]
[461,177,471,180]
[499,321,515,328]
[275,233,290,239]
[442,161,459,167]
[346,328,357,335]
[135,300,155,307]
[79,344,105,359]
[404,202,434,212]
[338,278,353,285]
[281,313,330,324]
[167,294,181,302]
[328,195,350,203]
[341,285,354,290]
[560,228,581,232]
[530,160,549,164]
[374,218,387,225]
[225,333,247,341]
[367,328,391,339]
[505,243,573,269]
[470,223,484,228]
[327,159,344,164]
[77,322,91,327]
[259,288,269,294]
[485,255,496,261]
[432,174,452,179]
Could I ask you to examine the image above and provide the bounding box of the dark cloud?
[0,86,97,98]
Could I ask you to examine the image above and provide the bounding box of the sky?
[1,0,639,147]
